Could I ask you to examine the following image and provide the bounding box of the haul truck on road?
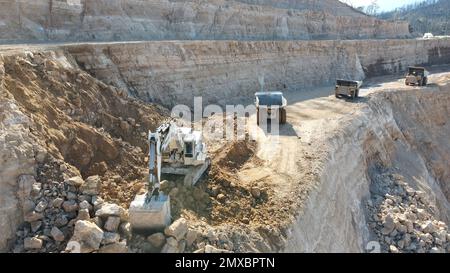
[335,79,362,100]
[255,92,288,125]
[405,66,429,86]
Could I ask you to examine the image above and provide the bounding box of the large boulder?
[67,220,104,253]
[80,175,101,195]
[164,218,188,241]
[95,203,127,221]
[65,176,85,187]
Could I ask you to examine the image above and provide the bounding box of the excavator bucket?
[129,193,171,232]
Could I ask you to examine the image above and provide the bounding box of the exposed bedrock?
[0,0,409,43]
[65,38,450,108]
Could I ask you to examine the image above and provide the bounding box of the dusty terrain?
[1,38,449,253]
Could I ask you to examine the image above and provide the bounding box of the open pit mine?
[0,0,449,255]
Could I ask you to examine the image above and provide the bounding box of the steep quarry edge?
[284,85,450,253]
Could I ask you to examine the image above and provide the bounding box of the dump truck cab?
[255,91,287,125]
[405,66,429,86]
[335,79,362,100]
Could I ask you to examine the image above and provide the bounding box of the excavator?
[129,122,210,231]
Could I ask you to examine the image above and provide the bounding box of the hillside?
[379,0,450,35]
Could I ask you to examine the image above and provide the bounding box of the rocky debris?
[95,203,127,221]
[30,221,42,233]
[205,244,232,253]
[164,218,188,241]
[24,212,44,223]
[52,198,64,208]
[24,237,43,250]
[62,200,79,213]
[104,216,121,232]
[77,209,91,221]
[368,173,450,253]
[66,176,85,188]
[81,175,101,195]
[12,159,135,253]
[99,241,128,253]
[51,227,65,242]
[102,232,120,245]
[161,237,180,253]
[147,233,166,249]
[186,229,200,247]
[68,220,104,253]
[79,200,92,210]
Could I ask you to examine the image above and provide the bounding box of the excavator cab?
[184,139,194,158]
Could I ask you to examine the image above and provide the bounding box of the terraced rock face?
[233,0,367,17]
[64,38,450,108]
[0,0,409,43]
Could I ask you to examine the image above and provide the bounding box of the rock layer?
[0,0,409,43]
[64,38,450,107]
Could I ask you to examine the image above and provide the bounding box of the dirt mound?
[216,140,258,170]
[2,51,168,207]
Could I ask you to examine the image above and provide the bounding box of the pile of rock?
[368,173,449,253]
[130,216,275,253]
[129,217,233,253]
[13,160,131,253]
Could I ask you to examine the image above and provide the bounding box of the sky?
[341,0,423,11]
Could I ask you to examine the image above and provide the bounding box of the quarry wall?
[64,38,450,108]
[0,0,409,43]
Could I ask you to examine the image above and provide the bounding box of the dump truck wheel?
[280,108,287,124]
[355,88,360,98]
[423,77,428,86]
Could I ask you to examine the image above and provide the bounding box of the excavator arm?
[148,132,161,197]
